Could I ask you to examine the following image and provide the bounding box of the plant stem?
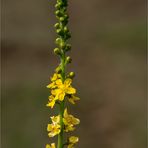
[58,101,64,148]
[58,54,65,148]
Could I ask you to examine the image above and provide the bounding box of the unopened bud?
[69,72,75,78]
[55,2,62,9]
[54,23,60,29]
[64,14,69,19]
[55,10,61,17]
[54,48,61,55]
[59,17,65,22]
[64,26,68,32]
[65,32,71,40]
[55,4,59,9]
[55,38,62,44]
[66,56,72,64]
[65,44,71,51]
[56,29,63,36]
[61,42,66,49]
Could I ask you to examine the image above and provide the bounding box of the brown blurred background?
[1,0,147,148]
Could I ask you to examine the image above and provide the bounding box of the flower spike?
[46,0,80,148]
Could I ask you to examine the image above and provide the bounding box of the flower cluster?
[46,0,80,148]
[46,74,80,147]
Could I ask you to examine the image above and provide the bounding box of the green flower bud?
[66,56,72,64]
[55,10,62,17]
[55,38,62,44]
[65,32,71,40]
[54,23,60,29]
[56,29,63,36]
[64,26,68,32]
[55,2,62,9]
[54,48,61,55]
[65,44,71,51]
[58,2,62,6]
[69,72,75,78]
[64,14,69,19]
[60,42,66,49]
[55,4,59,9]
[63,7,67,12]
[59,17,65,22]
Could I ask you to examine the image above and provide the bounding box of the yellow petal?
[51,73,59,81]
[51,143,56,148]
[48,128,60,137]
[51,115,60,124]
[68,98,75,104]
[46,143,56,148]
[51,74,57,81]
[63,108,68,118]
[46,144,51,148]
[47,124,53,131]
[69,136,79,144]
[48,95,54,101]
[67,144,74,148]
[51,89,61,96]
[68,95,80,104]
[72,117,80,125]
[64,78,72,87]
[56,79,63,85]
[47,82,56,89]
[66,87,76,94]
[65,125,75,132]
[58,92,65,101]
[46,100,55,108]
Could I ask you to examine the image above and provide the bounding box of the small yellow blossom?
[65,124,75,132]
[47,123,61,137]
[47,73,61,89]
[47,82,57,89]
[52,79,76,101]
[67,136,79,148]
[46,143,56,148]
[51,73,61,82]
[51,115,60,124]
[46,95,57,108]
[68,95,80,104]
[69,136,79,143]
[63,108,80,132]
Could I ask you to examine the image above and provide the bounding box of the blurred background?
[1,0,147,148]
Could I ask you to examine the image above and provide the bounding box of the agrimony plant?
[46,0,80,148]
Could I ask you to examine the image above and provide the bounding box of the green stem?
[58,54,65,148]
[58,101,64,148]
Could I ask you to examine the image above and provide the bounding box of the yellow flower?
[51,73,61,82]
[47,123,61,137]
[46,73,61,89]
[47,115,61,137]
[46,143,56,148]
[47,82,57,89]
[67,144,73,148]
[46,95,57,108]
[51,115,60,124]
[68,95,80,104]
[63,108,80,132]
[65,124,75,132]
[67,136,79,148]
[69,136,79,143]
[52,79,76,101]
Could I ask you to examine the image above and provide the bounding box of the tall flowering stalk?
[46,0,80,148]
